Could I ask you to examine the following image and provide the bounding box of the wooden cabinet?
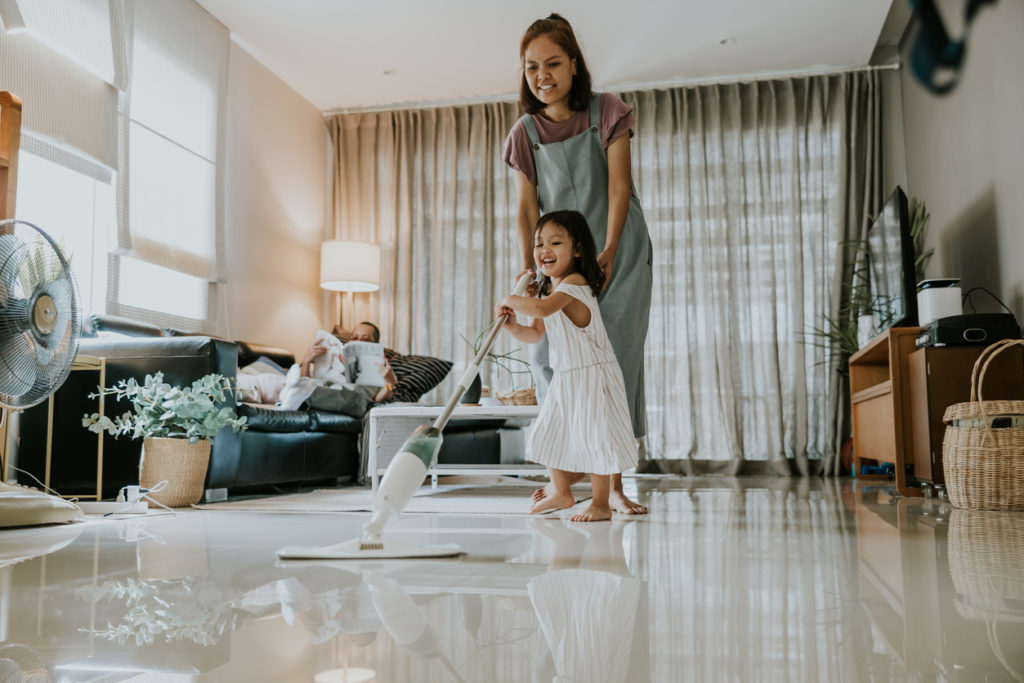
[849,327,922,495]
[1,91,22,219]
[908,345,1024,486]
[851,328,1024,496]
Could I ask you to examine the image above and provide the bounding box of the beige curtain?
[623,71,882,476]
[328,102,524,402]
[327,70,882,470]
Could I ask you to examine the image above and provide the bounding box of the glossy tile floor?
[1,476,1023,682]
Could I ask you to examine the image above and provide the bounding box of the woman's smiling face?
[523,34,575,110]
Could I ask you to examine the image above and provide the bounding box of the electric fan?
[0,218,83,527]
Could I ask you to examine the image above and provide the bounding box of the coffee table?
[366,403,543,491]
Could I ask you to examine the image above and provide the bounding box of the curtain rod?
[323,62,900,117]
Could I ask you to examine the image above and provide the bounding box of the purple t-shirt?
[502,93,635,186]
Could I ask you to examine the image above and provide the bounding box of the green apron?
[521,94,653,437]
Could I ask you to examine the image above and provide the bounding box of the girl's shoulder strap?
[554,281,595,302]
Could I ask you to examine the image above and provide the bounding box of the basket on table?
[942,339,1024,511]
[496,387,537,406]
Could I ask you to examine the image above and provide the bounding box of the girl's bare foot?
[529,490,576,515]
[570,503,612,522]
[532,482,554,502]
[533,472,587,502]
[609,490,648,515]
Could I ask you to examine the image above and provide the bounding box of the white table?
[366,403,543,491]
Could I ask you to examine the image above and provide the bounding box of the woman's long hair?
[534,210,605,297]
[518,13,593,114]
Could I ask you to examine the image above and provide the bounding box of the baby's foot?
[570,503,612,523]
[609,490,648,515]
[529,490,575,515]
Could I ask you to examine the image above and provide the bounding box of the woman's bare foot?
[529,490,576,515]
[609,490,648,515]
[570,503,612,522]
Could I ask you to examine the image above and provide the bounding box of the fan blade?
[0,234,28,305]
[0,332,36,398]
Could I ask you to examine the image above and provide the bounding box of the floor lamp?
[320,240,381,331]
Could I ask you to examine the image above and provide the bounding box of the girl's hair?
[534,210,605,296]
[518,13,593,114]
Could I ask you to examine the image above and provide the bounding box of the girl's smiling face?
[534,222,580,281]
[523,34,575,111]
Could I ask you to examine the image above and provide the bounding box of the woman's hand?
[597,246,617,291]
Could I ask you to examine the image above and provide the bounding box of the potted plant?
[462,326,536,406]
[807,196,934,364]
[82,373,247,507]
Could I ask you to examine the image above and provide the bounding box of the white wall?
[220,39,327,357]
[899,1,1024,320]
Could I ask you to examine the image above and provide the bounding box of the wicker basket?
[942,339,1024,511]
[496,387,537,406]
[139,437,211,508]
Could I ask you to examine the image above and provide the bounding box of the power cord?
[102,480,176,517]
[961,286,1015,316]
[9,465,66,499]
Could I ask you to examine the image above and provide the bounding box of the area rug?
[193,476,592,516]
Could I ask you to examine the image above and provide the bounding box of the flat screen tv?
[866,186,918,328]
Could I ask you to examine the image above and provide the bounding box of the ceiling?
[195,0,897,113]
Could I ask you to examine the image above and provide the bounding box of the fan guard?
[0,219,81,410]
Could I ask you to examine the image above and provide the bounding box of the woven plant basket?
[942,339,1024,511]
[496,387,537,406]
[139,436,211,508]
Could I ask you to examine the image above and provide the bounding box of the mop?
[278,271,535,560]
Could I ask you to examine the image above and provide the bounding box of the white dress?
[527,283,638,475]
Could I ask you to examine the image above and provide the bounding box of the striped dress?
[527,282,638,475]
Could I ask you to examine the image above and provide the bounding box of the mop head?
[277,537,460,560]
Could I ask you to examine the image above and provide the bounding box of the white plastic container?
[917,278,962,326]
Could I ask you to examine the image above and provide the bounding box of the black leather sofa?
[17,316,363,501]
[17,315,510,502]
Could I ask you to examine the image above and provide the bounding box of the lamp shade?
[320,240,380,292]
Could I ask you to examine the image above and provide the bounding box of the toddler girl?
[497,210,638,522]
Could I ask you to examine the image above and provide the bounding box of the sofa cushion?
[390,354,454,403]
[235,341,296,369]
[236,404,311,432]
[308,410,363,435]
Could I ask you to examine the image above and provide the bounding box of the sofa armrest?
[78,336,240,405]
[16,336,242,499]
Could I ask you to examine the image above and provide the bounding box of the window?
[14,145,112,316]
[2,0,228,332]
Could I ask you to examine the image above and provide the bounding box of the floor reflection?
[852,483,1024,682]
[0,477,1021,681]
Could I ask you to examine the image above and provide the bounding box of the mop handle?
[432,271,535,431]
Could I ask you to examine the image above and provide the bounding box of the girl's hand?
[514,267,535,292]
[496,304,516,327]
[597,247,617,291]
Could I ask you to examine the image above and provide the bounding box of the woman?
[503,13,653,514]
